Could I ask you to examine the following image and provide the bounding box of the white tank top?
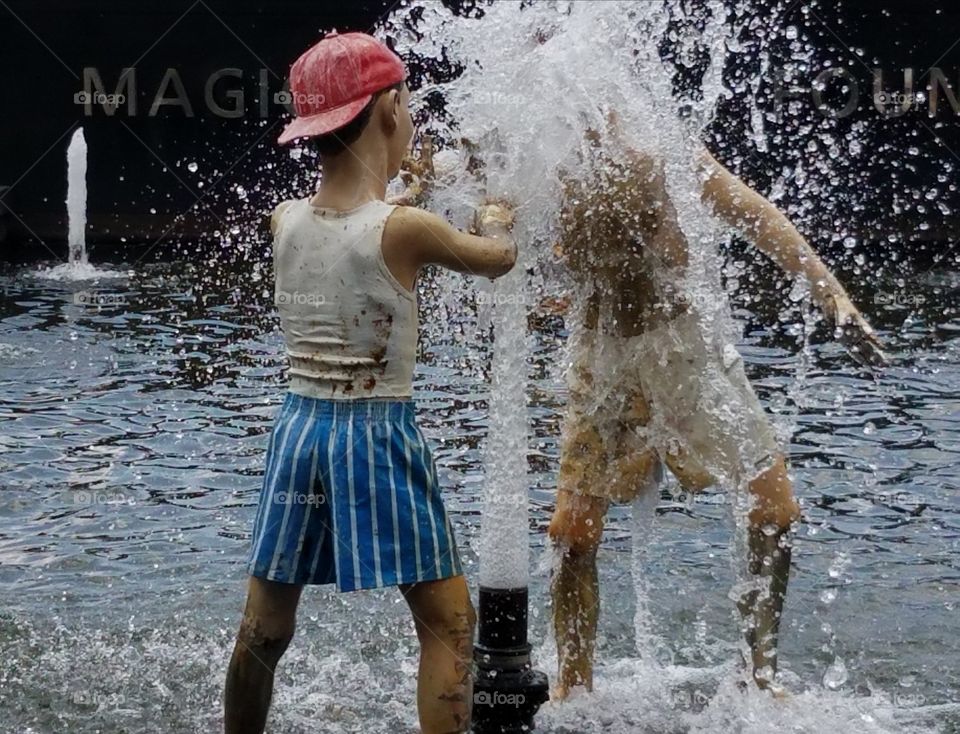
[272,197,417,399]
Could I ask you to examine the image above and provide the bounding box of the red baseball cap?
[277,31,407,146]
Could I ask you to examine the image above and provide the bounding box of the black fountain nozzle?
[470,586,549,734]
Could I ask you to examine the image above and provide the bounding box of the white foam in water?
[37,259,127,280]
[387,2,947,731]
[36,127,127,281]
[533,660,952,734]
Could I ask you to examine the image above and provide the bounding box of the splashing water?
[391,0,745,598]
[392,0,773,479]
[385,2,952,731]
[393,0,760,595]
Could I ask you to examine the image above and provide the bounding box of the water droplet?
[863,422,876,435]
[187,161,199,173]
[820,588,837,604]
[823,658,848,689]
[785,25,798,39]
[828,553,849,579]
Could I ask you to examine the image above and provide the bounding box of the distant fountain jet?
[66,128,88,268]
[37,126,124,281]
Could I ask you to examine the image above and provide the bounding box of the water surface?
[0,259,957,733]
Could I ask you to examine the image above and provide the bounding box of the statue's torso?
[558,148,691,337]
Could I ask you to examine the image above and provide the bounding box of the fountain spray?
[386,1,771,726]
[471,242,549,733]
[463,131,549,733]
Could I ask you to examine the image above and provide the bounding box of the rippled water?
[0,258,958,733]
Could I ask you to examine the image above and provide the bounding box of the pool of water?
[0,257,958,733]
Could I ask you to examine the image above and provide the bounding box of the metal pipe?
[471,586,549,734]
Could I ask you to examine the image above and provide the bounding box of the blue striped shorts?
[246,392,464,591]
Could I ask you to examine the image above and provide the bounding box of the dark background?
[0,0,957,267]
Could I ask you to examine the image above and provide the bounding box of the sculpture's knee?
[747,456,801,530]
[549,492,607,557]
[236,612,294,669]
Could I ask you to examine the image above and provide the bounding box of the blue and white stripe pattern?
[246,393,463,591]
